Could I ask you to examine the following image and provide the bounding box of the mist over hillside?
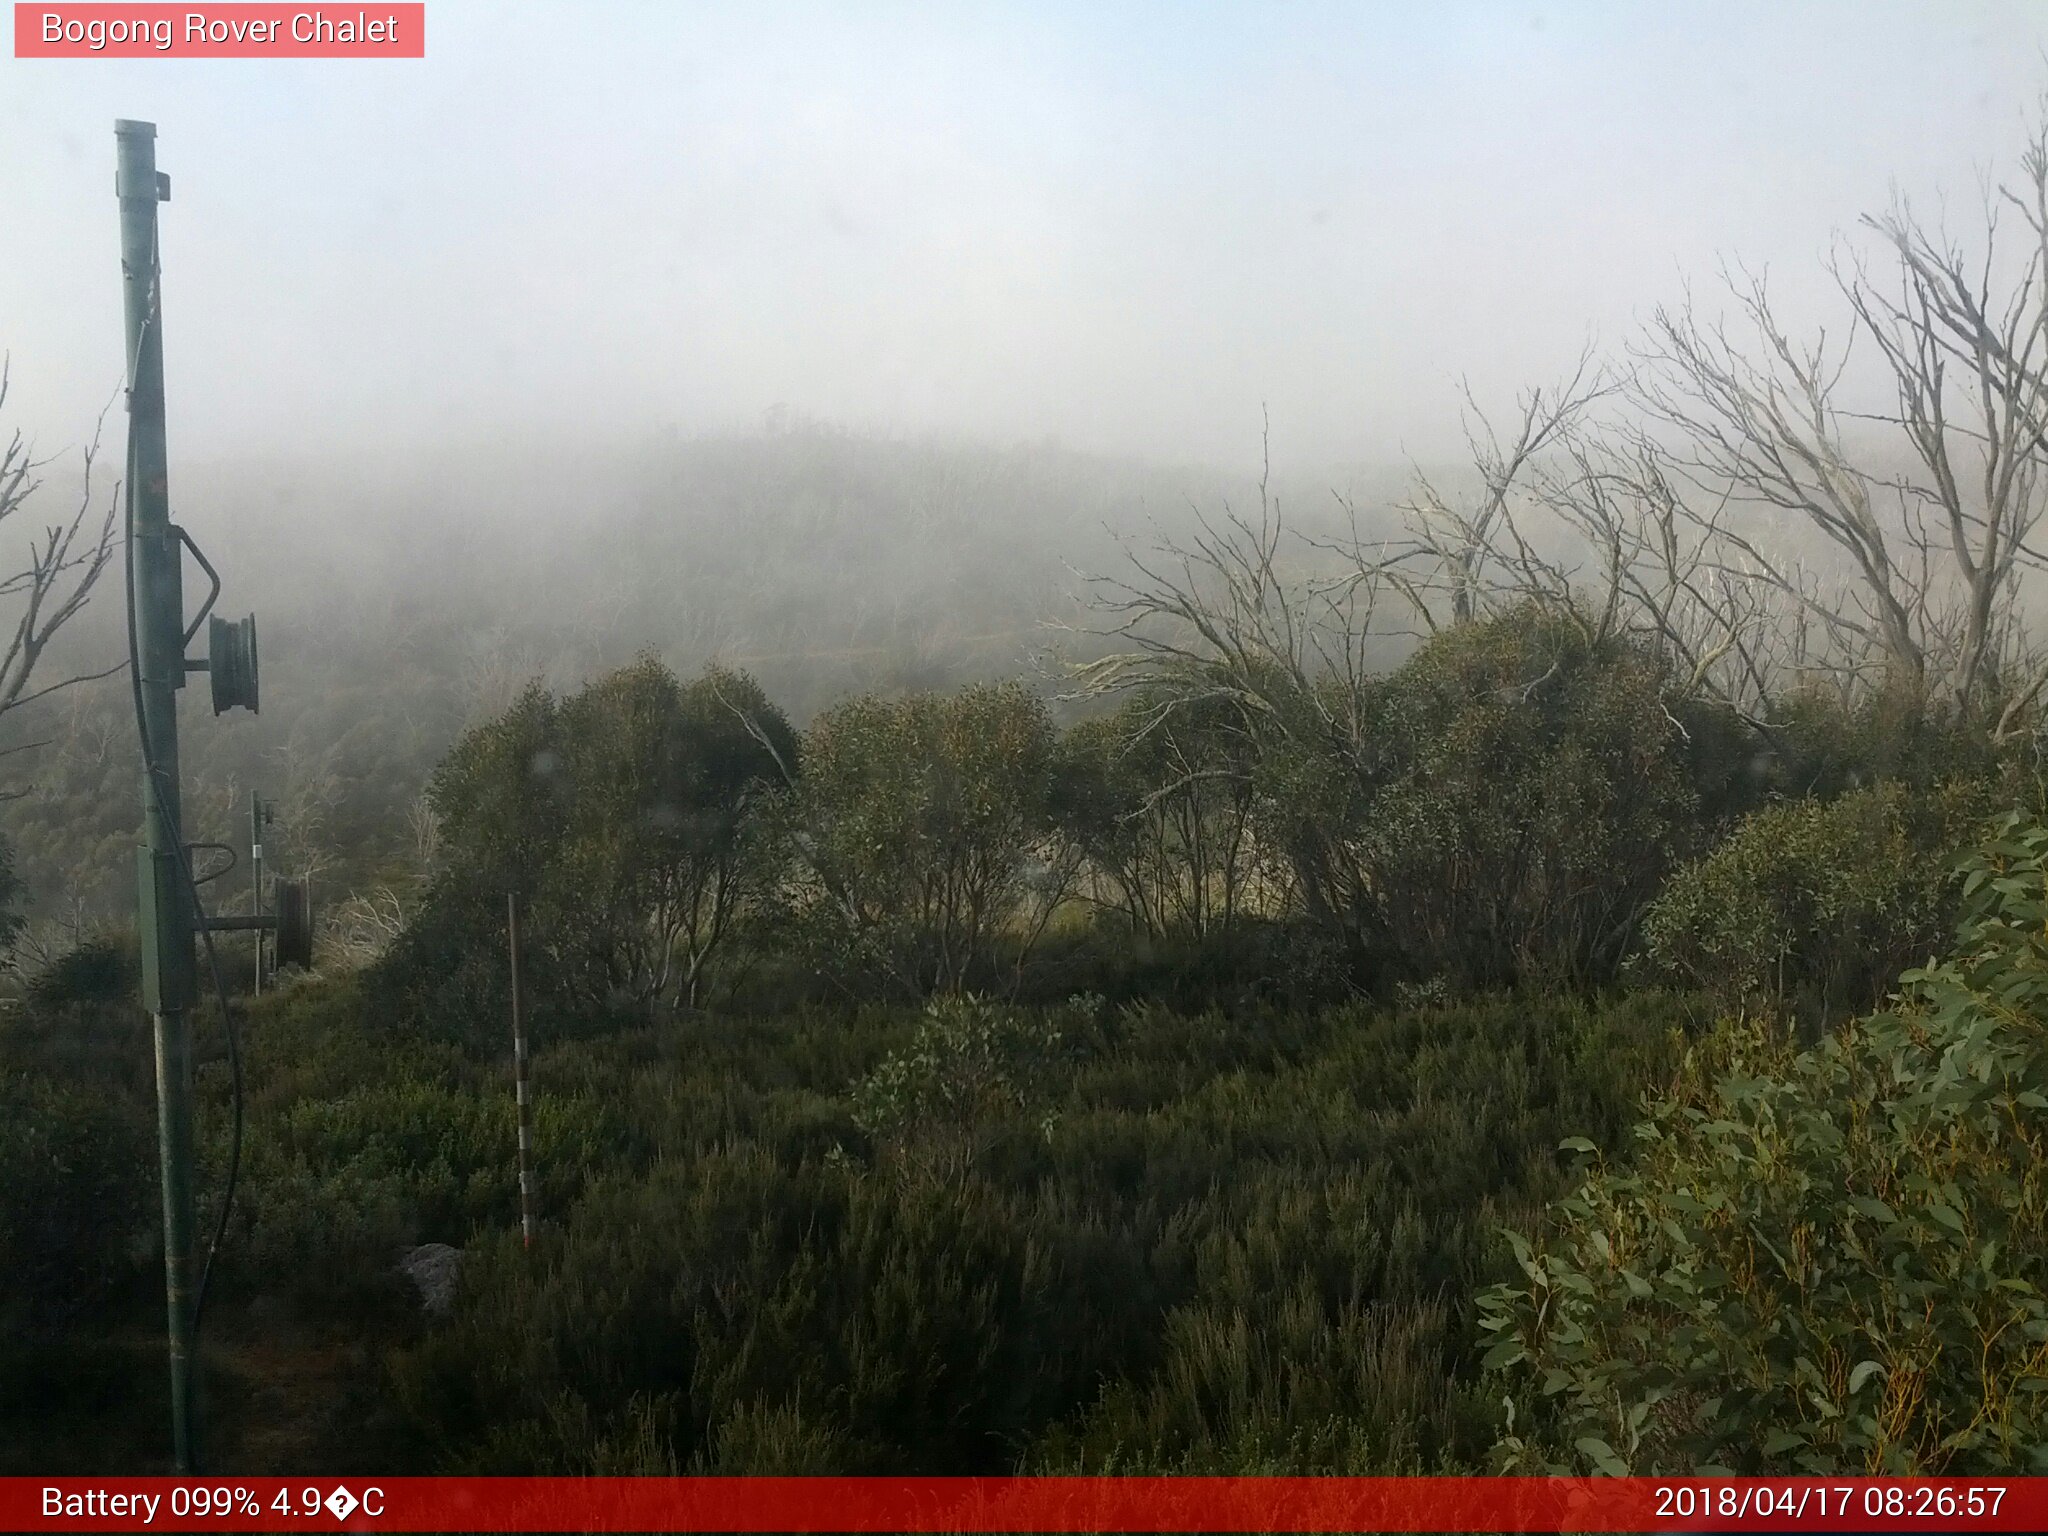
[0,424,1419,927]
[2,400,1987,937]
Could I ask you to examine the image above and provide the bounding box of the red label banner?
[3,1476,2046,1532]
[13,4,423,57]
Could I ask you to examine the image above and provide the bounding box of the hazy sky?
[4,1,2048,474]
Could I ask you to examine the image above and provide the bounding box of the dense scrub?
[368,988,1678,1472]
[377,609,1835,1029]
[0,947,1684,1471]
[0,979,163,1462]
[2,601,2039,1474]
[1331,611,1714,987]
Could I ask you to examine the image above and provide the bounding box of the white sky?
[4,0,2048,474]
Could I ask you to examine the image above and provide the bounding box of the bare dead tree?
[406,790,442,872]
[1377,344,1613,630]
[1301,340,1805,728]
[1069,103,2048,946]
[1068,422,1395,945]
[1841,122,2048,733]
[319,883,415,968]
[1518,425,1834,722]
[0,362,122,752]
[1074,422,1384,753]
[1626,264,1940,702]
[1621,105,2048,731]
[4,889,98,978]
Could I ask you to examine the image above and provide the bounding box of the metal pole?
[250,792,266,995]
[508,893,536,1247]
[118,117,200,1473]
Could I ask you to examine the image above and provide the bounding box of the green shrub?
[1762,682,2006,800]
[850,994,1067,1187]
[24,932,137,1010]
[1036,1296,1462,1473]
[211,976,629,1314]
[1056,695,1263,942]
[547,660,795,1009]
[0,832,22,959]
[0,1068,154,1333]
[1483,814,2048,1474]
[427,680,567,901]
[367,880,526,1047]
[1342,607,1707,986]
[0,987,157,1351]
[411,660,794,1020]
[1638,778,2002,1028]
[390,1148,1094,1473]
[781,683,1072,995]
[1018,916,1354,1015]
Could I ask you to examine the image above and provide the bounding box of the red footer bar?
[7,1476,2044,1533]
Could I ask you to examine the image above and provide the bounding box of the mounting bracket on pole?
[168,524,259,715]
[175,527,219,646]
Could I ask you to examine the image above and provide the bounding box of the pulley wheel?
[209,612,259,715]
[275,877,313,969]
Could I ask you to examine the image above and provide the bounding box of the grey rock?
[400,1242,462,1317]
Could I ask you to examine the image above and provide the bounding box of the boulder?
[399,1242,462,1317]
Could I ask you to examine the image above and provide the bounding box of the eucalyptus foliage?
[849,993,1068,1188]
[1055,694,1262,941]
[1637,778,1999,1030]
[1347,608,1705,986]
[783,682,1073,995]
[417,658,794,1015]
[1484,814,2048,1473]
